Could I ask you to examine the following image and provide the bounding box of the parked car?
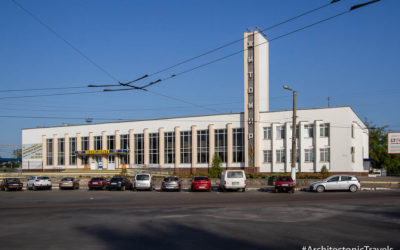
[1,178,23,191]
[161,176,181,192]
[134,173,153,191]
[219,170,246,192]
[27,176,52,190]
[191,176,211,192]
[59,177,80,190]
[275,176,295,193]
[88,177,107,190]
[309,175,361,193]
[106,177,133,191]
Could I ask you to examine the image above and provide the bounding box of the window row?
[263,148,330,163]
[263,123,330,140]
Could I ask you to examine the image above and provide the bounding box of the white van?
[134,173,153,191]
[219,170,246,192]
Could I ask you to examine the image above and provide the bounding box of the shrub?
[209,154,223,178]
[320,165,329,178]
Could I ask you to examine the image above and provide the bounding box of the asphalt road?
[0,189,399,250]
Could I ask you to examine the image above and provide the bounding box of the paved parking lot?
[0,189,399,250]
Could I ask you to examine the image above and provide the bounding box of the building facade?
[21,31,369,174]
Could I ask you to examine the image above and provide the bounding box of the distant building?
[22,31,369,174]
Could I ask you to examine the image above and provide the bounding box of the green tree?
[366,120,400,176]
[209,154,223,178]
[13,148,22,158]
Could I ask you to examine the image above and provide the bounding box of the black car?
[106,177,133,191]
[1,178,23,191]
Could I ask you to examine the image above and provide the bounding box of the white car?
[134,173,153,191]
[219,170,246,192]
[27,176,52,190]
[310,175,361,193]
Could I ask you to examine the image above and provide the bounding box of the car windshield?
[164,177,178,182]
[278,176,292,182]
[38,176,50,180]
[6,178,20,182]
[91,178,103,181]
[61,177,74,181]
[227,171,243,178]
[136,175,150,181]
[110,178,123,182]
[194,177,209,181]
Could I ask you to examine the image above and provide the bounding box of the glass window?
[320,148,330,162]
[227,171,243,178]
[197,130,209,163]
[180,131,192,164]
[289,149,300,162]
[149,133,159,164]
[164,132,175,164]
[107,135,115,150]
[320,123,330,137]
[276,149,285,163]
[233,128,244,163]
[46,138,53,166]
[120,134,129,149]
[263,150,272,163]
[304,124,314,138]
[81,136,89,151]
[341,176,352,181]
[276,126,285,139]
[215,129,227,162]
[305,149,314,162]
[58,138,65,165]
[94,136,102,150]
[134,134,144,164]
[290,125,300,138]
[328,176,339,182]
[263,127,272,139]
[69,137,77,165]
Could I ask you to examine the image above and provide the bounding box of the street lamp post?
[283,85,297,183]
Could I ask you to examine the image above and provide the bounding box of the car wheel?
[349,185,358,192]
[316,185,325,193]
[242,188,246,192]
[49,187,52,190]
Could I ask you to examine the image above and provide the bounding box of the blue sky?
[0,0,399,156]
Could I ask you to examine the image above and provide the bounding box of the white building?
[21,31,369,174]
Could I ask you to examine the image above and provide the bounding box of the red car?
[275,176,295,193]
[88,177,107,190]
[191,176,211,192]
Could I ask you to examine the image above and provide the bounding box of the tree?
[13,149,22,159]
[209,154,223,178]
[366,120,400,176]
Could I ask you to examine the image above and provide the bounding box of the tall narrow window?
[276,149,285,163]
[46,139,53,166]
[289,149,300,162]
[58,138,65,165]
[120,134,129,149]
[305,149,314,162]
[164,132,175,164]
[69,137,76,165]
[233,128,244,163]
[197,130,209,163]
[81,136,89,150]
[320,148,330,162]
[134,134,144,164]
[180,131,192,164]
[149,133,159,164]
[107,135,115,150]
[263,127,272,139]
[304,124,314,138]
[94,136,102,150]
[276,126,285,139]
[215,129,227,162]
[320,123,330,137]
[263,150,272,163]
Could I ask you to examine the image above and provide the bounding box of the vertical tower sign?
[244,31,269,171]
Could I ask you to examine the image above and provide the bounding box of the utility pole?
[283,85,297,183]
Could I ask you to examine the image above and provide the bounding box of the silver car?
[59,177,80,190]
[27,176,52,190]
[161,176,181,192]
[134,174,153,191]
[310,175,361,193]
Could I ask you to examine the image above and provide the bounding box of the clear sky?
[0,0,399,157]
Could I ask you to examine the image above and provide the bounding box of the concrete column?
[299,122,304,173]
[175,126,180,169]
[64,133,70,168]
[271,124,276,173]
[159,127,165,168]
[53,134,58,169]
[102,131,108,169]
[129,129,134,168]
[144,128,149,167]
[208,124,215,167]
[191,125,197,170]
[227,123,233,168]
[42,135,47,169]
[115,130,120,168]
[76,133,82,169]
[89,132,94,167]
[285,122,291,173]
